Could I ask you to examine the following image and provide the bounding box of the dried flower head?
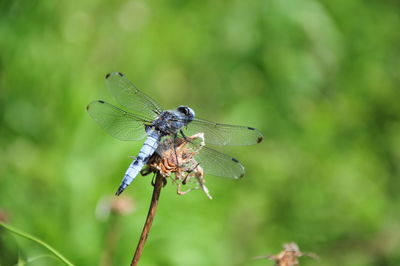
[142,133,212,199]
[253,242,318,266]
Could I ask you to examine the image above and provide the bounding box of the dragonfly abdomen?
[115,130,161,195]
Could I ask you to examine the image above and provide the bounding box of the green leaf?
[0,222,74,266]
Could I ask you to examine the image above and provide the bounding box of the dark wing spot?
[239,173,245,178]
[86,105,90,111]
[248,127,255,130]
[117,72,124,77]
[98,100,105,104]
[232,157,239,163]
[257,136,264,143]
[105,73,111,79]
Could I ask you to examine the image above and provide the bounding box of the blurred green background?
[1,0,399,265]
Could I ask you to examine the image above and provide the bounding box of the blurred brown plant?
[254,242,318,266]
[96,196,136,266]
[0,210,9,223]
[96,196,136,221]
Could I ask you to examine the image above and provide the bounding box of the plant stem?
[100,215,120,266]
[0,222,74,266]
[131,173,164,266]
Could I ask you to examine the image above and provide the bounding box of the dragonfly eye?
[177,106,195,120]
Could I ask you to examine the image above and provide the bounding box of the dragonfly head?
[177,106,195,122]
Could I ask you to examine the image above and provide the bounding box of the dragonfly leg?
[140,166,153,176]
[179,129,197,145]
[183,163,200,184]
[151,174,167,186]
[182,174,188,185]
[180,129,190,141]
[151,173,156,186]
[187,163,200,173]
[173,133,180,167]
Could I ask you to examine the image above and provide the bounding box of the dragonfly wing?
[105,72,163,118]
[154,134,244,179]
[87,100,150,141]
[183,117,264,146]
[194,146,245,179]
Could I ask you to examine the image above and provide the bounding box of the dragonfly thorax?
[151,107,195,136]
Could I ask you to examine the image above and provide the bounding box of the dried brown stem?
[130,173,164,266]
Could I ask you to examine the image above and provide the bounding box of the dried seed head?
[253,242,318,266]
[144,133,212,199]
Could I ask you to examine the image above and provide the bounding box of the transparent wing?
[105,72,163,118]
[156,135,245,179]
[183,117,264,146]
[195,146,245,179]
[87,100,150,141]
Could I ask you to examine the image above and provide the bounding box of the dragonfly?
[87,72,263,195]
